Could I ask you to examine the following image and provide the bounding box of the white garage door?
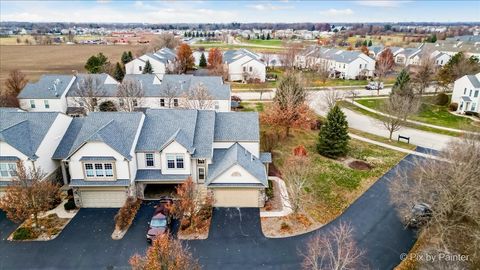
[214,188,260,207]
[80,190,127,208]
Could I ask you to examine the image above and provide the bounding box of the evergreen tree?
[121,51,130,64]
[199,52,207,68]
[392,69,413,97]
[85,53,109,73]
[247,34,251,40]
[368,40,372,46]
[317,105,350,158]
[362,40,368,46]
[267,33,271,40]
[261,34,265,40]
[127,51,133,62]
[113,62,125,81]
[143,60,153,74]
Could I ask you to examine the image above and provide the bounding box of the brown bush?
[293,145,308,156]
[448,102,458,111]
[114,197,141,230]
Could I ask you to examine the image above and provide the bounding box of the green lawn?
[356,98,479,131]
[241,38,283,47]
[338,101,460,137]
[267,127,406,223]
[238,102,266,112]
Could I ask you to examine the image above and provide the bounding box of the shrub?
[231,95,242,103]
[435,93,450,106]
[13,227,36,240]
[114,197,141,230]
[260,130,280,152]
[266,180,274,199]
[293,145,308,156]
[64,198,76,211]
[448,102,458,111]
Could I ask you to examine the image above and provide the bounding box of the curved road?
[0,154,419,269]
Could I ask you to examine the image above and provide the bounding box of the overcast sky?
[1,1,479,23]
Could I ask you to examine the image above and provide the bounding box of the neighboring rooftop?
[214,112,259,142]
[207,143,267,187]
[66,73,119,97]
[0,109,59,159]
[465,74,480,88]
[53,112,143,160]
[17,75,75,99]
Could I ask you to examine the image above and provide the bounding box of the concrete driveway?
[0,155,418,269]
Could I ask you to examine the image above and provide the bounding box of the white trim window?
[166,154,184,169]
[160,99,165,107]
[173,99,179,107]
[84,163,114,179]
[145,153,155,167]
[198,167,205,181]
[44,100,50,109]
[0,163,17,178]
[30,100,36,108]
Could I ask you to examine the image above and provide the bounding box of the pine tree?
[317,105,350,158]
[114,62,125,81]
[127,51,133,62]
[143,60,153,74]
[199,52,207,68]
[121,51,129,64]
[113,62,125,81]
[362,40,368,46]
[392,69,412,97]
[267,33,271,40]
[368,40,372,46]
[261,34,265,40]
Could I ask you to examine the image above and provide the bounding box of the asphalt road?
[0,155,419,269]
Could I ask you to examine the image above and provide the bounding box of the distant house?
[17,75,76,113]
[0,109,72,196]
[451,73,480,114]
[223,49,266,82]
[296,46,376,80]
[18,73,232,114]
[52,109,270,208]
[125,48,177,78]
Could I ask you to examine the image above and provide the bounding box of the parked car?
[146,197,174,243]
[365,81,383,90]
[405,203,432,228]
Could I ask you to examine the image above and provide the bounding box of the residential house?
[0,109,72,196]
[18,75,76,113]
[451,73,480,114]
[223,49,267,82]
[18,73,232,114]
[53,109,271,208]
[296,46,376,79]
[125,48,177,78]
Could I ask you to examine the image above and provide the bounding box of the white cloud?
[319,8,354,16]
[247,3,293,11]
[355,1,411,7]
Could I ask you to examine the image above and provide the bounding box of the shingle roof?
[214,112,259,142]
[135,169,189,182]
[123,74,161,97]
[159,74,231,100]
[69,179,130,187]
[66,73,119,97]
[0,109,59,159]
[223,49,263,64]
[466,75,480,88]
[53,112,143,160]
[17,75,75,99]
[260,152,272,163]
[206,143,267,187]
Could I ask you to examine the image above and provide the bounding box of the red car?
[146,212,169,243]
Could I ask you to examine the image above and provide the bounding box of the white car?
[365,82,384,90]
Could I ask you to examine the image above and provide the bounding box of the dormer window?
[166,154,184,169]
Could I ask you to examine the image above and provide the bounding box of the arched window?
[231,171,241,177]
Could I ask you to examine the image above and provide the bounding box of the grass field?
[190,43,283,52]
[268,127,406,223]
[241,38,283,47]
[0,44,141,90]
[356,97,480,131]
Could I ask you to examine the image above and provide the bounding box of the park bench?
[398,135,410,144]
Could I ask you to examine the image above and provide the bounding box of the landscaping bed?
[261,180,282,212]
[9,214,70,241]
[112,197,142,240]
[260,126,406,236]
[177,208,212,240]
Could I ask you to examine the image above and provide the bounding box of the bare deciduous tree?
[149,32,180,51]
[282,156,312,213]
[0,162,60,229]
[159,82,179,108]
[319,88,343,110]
[116,79,144,112]
[280,42,302,70]
[73,75,106,114]
[182,83,214,110]
[301,222,366,270]
[5,70,28,96]
[314,62,331,85]
[390,135,480,267]
[413,52,436,95]
[379,94,412,140]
